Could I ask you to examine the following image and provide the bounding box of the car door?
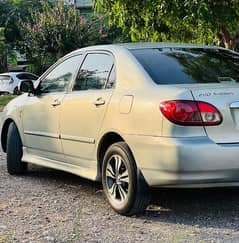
[60,52,115,166]
[22,54,83,161]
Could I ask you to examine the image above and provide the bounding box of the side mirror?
[18,80,35,94]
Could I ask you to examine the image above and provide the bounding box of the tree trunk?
[0,55,8,72]
[218,26,239,50]
[224,41,234,50]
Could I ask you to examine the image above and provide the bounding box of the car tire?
[6,123,27,175]
[102,142,151,216]
[13,87,19,95]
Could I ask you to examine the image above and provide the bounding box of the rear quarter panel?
[98,47,206,140]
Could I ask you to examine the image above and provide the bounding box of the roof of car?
[90,42,219,49]
[0,72,37,76]
[68,42,228,57]
[117,42,220,50]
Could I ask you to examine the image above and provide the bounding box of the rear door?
[60,52,115,166]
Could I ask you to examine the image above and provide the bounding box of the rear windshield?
[16,73,38,80]
[131,48,239,84]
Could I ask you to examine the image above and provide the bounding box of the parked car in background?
[2,43,239,216]
[0,72,38,95]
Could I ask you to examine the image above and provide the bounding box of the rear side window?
[73,53,114,91]
[16,73,38,80]
[131,48,239,84]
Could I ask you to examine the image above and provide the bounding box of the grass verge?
[0,95,16,106]
[0,232,14,243]
[0,95,16,111]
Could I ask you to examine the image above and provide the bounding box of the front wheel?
[6,123,27,175]
[102,142,150,216]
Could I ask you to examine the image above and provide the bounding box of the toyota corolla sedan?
[1,43,239,215]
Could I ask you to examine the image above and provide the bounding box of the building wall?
[75,0,93,8]
[63,0,93,14]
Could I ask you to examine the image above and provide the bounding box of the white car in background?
[0,72,38,95]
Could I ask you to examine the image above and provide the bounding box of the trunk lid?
[0,76,11,91]
[0,75,10,84]
[189,84,239,143]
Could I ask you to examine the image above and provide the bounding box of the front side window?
[73,53,114,91]
[39,55,83,93]
[16,73,38,80]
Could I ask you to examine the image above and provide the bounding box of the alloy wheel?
[105,154,130,204]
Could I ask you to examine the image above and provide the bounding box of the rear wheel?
[6,123,27,174]
[102,142,150,216]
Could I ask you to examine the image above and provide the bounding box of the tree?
[0,27,8,72]
[93,0,239,49]
[0,0,46,46]
[20,1,122,74]
[182,0,239,49]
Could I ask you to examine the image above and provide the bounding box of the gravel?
[1,151,239,242]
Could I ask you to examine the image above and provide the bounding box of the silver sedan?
[1,43,239,215]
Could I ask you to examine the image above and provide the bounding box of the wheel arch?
[97,132,125,174]
[1,118,16,152]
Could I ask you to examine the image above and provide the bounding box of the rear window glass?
[16,73,38,80]
[131,48,239,84]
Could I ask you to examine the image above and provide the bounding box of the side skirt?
[21,147,99,181]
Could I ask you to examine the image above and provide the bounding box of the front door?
[60,52,115,166]
[22,54,84,161]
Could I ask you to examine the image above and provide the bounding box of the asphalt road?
[1,149,239,242]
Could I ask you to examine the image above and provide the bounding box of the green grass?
[0,232,14,243]
[0,95,16,107]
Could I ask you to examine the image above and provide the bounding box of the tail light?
[9,78,14,85]
[160,100,222,126]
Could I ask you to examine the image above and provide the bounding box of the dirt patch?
[1,151,239,242]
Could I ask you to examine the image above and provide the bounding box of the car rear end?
[0,74,14,94]
[127,46,239,188]
[0,72,39,95]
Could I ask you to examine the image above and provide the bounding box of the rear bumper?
[125,135,239,188]
[0,87,11,94]
[0,91,10,94]
[0,85,13,94]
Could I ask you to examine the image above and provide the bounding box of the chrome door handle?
[94,98,105,106]
[51,99,61,107]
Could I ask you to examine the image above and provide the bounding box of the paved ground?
[1,151,239,242]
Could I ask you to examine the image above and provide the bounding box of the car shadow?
[143,187,239,229]
[24,165,102,190]
[24,166,239,230]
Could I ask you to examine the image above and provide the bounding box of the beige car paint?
[22,93,65,162]
[2,43,239,188]
[119,95,134,114]
[60,89,114,166]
